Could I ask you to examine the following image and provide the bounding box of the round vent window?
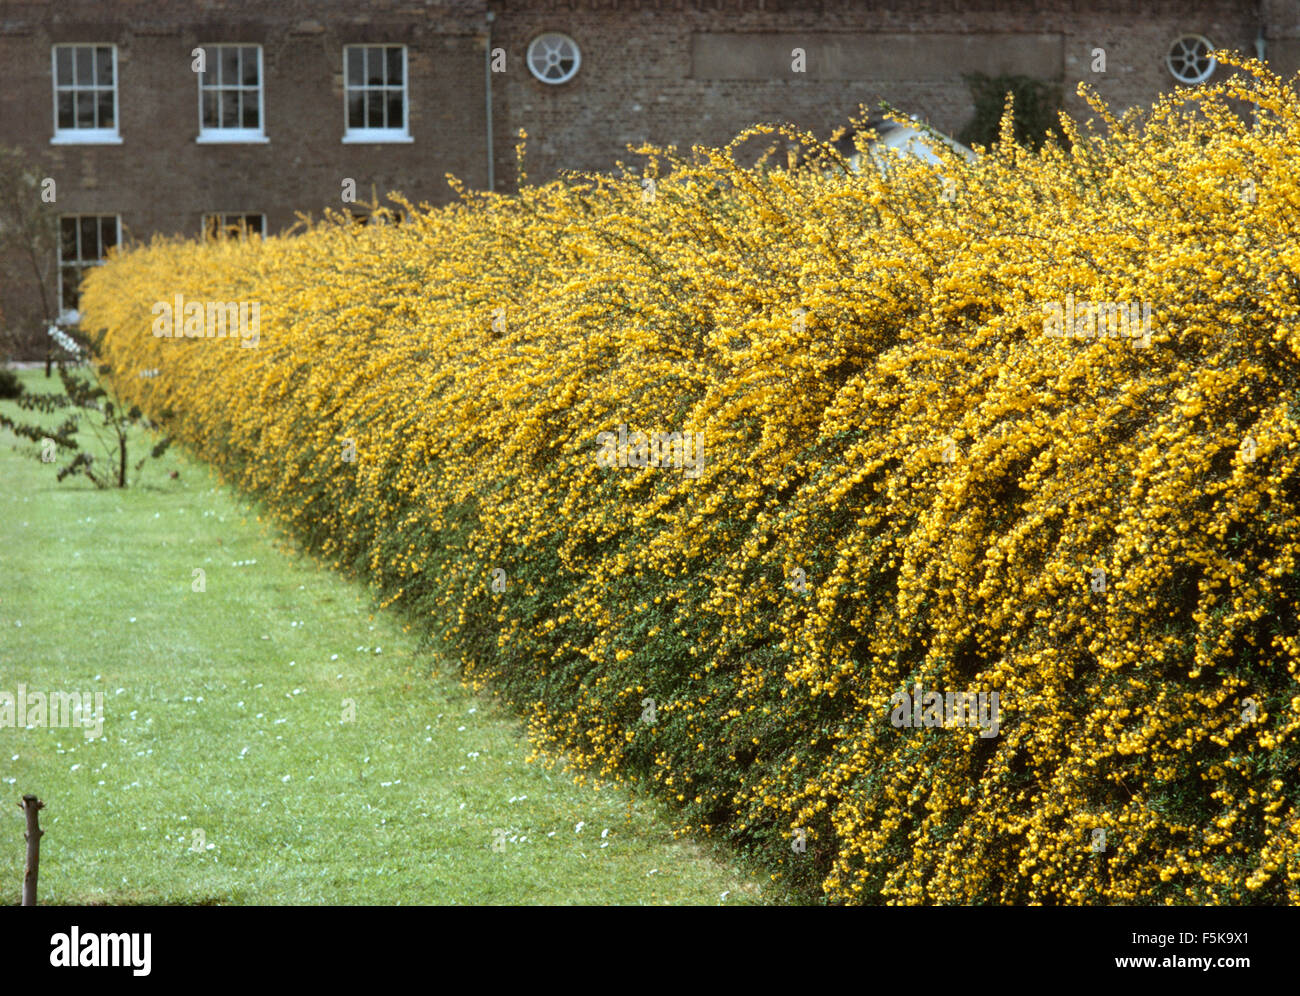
[527,32,581,84]
[1166,35,1216,84]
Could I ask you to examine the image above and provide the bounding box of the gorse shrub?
[81,59,1299,904]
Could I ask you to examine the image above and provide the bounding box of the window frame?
[195,44,268,144]
[341,44,412,144]
[349,207,405,226]
[201,212,267,240]
[57,214,122,320]
[50,44,122,145]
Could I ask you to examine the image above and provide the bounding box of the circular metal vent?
[527,32,580,84]
[1166,35,1216,85]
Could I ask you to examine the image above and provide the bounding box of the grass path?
[0,368,781,904]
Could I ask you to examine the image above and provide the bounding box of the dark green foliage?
[0,367,22,399]
[959,73,1066,152]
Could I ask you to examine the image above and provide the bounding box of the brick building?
[1,0,1297,356]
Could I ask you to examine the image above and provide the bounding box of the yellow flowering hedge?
[82,59,1299,904]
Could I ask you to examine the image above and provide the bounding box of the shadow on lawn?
[6,895,229,906]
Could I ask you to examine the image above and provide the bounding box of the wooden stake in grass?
[20,795,45,906]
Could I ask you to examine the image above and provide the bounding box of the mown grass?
[0,367,787,905]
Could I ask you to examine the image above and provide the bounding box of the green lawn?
[0,367,784,904]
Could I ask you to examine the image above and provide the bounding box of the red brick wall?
[0,0,489,354]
